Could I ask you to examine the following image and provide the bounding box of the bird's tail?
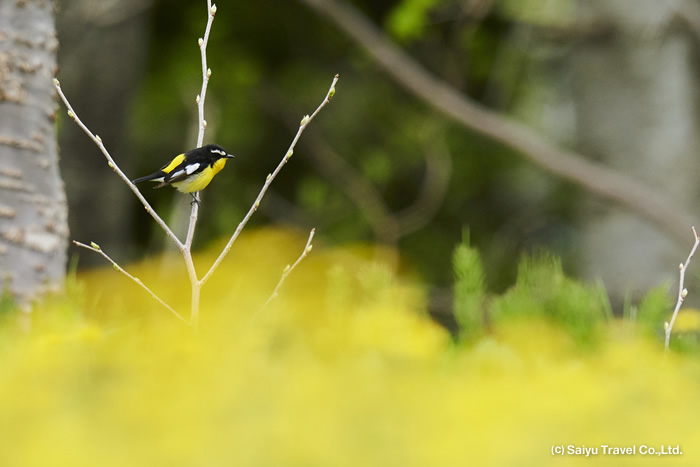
[132,171,166,184]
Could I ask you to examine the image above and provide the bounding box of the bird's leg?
[190,193,200,207]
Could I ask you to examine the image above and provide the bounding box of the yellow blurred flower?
[0,228,697,466]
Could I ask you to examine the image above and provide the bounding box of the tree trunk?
[571,0,699,301]
[0,0,69,304]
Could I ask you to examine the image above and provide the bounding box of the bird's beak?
[226,153,235,159]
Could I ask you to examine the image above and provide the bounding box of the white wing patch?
[169,169,185,179]
[210,148,226,156]
[185,163,200,175]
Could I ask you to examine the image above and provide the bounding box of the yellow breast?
[173,159,228,193]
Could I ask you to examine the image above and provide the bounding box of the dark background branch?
[299,0,696,246]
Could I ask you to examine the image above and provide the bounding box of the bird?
[132,144,234,200]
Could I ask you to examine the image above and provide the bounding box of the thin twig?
[196,0,215,149]
[55,82,184,249]
[185,0,217,251]
[261,228,316,311]
[73,241,186,322]
[54,80,184,250]
[664,226,700,352]
[200,74,339,285]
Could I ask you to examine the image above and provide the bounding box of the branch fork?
[56,1,336,327]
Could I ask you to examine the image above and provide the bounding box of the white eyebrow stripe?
[211,148,226,156]
[185,163,200,175]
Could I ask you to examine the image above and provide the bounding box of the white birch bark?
[0,0,68,304]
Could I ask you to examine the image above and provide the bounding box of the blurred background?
[55,0,700,322]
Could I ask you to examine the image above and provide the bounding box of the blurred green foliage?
[452,232,485,341]
[386,0,442,41]
[489,252,610,347]
[636,285,672,336]
[450,236,691,351]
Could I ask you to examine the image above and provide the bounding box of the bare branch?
[298,0,695,245]
[182,0,218,329]
[664,226,700,352]
[260,228,316,311]
[200,74,339,285]
[54,79,184,251]
[185,0,217,251]
[196,0,215,149]
[73,241,186,322]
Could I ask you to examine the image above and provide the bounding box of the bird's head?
[206,144,234,159]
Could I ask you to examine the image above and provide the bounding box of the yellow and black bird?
[132,144,234,198]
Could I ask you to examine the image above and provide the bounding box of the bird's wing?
[163,162,203,185]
